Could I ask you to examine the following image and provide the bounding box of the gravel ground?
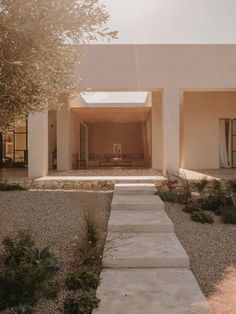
[165,202,236,298]
[0,190,113,313]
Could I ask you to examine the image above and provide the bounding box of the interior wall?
[182,91,236,169]
[88,124,145,157]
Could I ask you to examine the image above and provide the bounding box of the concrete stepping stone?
[111,194,164,210]
[103,232,189,268]
[108,209,174,233]
[114,183,157,195]
[93,268,210,314]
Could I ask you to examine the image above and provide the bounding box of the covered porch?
[181,90,236,173]
[27,90,164,177]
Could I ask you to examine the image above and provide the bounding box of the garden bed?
[156,174,236,312]
[0,190,113,313]
[165,202,236,297]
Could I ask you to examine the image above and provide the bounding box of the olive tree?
[0,0,117,131]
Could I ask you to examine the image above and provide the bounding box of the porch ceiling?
[72,107,151,124]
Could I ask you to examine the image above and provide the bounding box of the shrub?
[83,212,99,247]
[75,210,105,267]
[0,230,60,312]
[227,179,236,193]
[0,181,26,191]
[155,190,179,202]
[9,304,35,313]
[191,211,214,224]
[200,194,233,213]
[64,291,100,314]
[2,229,35,264]
[172,172,193,203]
[221,206,236,224]
[193,177,209,193]
[183,202,202,213]
[208,180,228,196]
[66,267,100,291]
[162,169,178,191]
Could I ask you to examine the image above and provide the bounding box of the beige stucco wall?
[78,45,236,90]
[88,124,145,157]
[182,91,236,169]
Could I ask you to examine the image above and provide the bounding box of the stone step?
[93,268,210,314]
[108,209,174,233]
[111,194,164,210]
[115,176,161,184]
[114,183,157,195]
[103,233,189,268]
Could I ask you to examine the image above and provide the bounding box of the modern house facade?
[2,44,236,178]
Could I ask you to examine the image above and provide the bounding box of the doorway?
[219,119,236,168]
[0,120,28,168]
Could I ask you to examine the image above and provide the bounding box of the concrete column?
[152,102,159,169]
[162,88,180,174]
[57,100,71,171]
[152,92,162,170]
[28,111,48,178]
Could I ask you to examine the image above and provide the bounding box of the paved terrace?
[1,168,236,184]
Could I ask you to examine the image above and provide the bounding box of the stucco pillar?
[57,100,71,170]
[152,100,159,169]
[28,111,48,178]
[162,88,180,174]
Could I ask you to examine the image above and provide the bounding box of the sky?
[100,0,236,44]
[81,92,148,103]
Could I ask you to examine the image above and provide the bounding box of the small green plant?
[76,210,105,267]
[64,291,100,314]
[163,169,178,192]
[173,172,193,202]
[9,304,35,313]
[221,206,236,224]
[190,211,214,224]
[208,180,227,196]
[200,194,233,213]
[0,181,26,191]
[84,212,98,247]
[66,267,100,291]
[193,177,209,193]
[227,179,236,193]
[183,202,202,213]
[0,230,60,312]
[155,190,178,202]
[2,229,35,263]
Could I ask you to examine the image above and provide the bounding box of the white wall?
[182,91,236,169]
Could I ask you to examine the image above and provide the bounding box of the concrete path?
[94,183,210,314]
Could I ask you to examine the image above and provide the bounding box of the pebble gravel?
[165,202,236,297]
[0,190,113,313]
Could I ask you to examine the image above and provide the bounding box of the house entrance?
[219,118,236,168]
